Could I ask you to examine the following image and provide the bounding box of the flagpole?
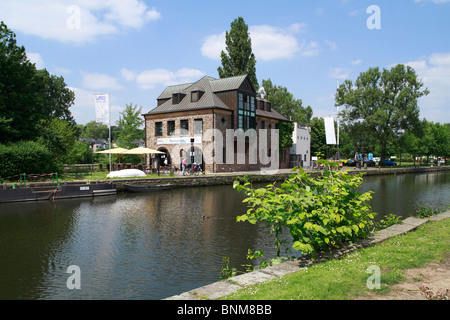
[336,79,340,160]
[94,93,112,172]
[109,116,112,173]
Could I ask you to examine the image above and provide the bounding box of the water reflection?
[0,171,448,300]
[359,171,450,220]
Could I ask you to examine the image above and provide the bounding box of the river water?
[0,171,449,300]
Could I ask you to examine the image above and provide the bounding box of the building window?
[260,100,265,111]
[267,102,272,112]
[194,119,203,135]
[168,121,175,136]
[191,90,204,102]
[155,122,163,137]
[172,93,185,104]
[237,92,256,131]
[261,121,265,129]
[180,120,189,134]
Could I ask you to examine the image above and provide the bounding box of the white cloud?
[201,23,315,61]
[404,52,450,122]
[121,68,137,82]
[324,40,338,52]
[351,59,363,65]
[329,67,349,80]
[132,68,206,90]
[27,53,45,69]
[201,32,226,60]
[82,72,122,90]
[414,0,450,3]
[299,41,320,57]
[69,86,123,124]
[0,0,161,44]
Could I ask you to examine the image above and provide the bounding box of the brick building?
[143,74,290,173]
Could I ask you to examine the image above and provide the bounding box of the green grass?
[224,218,450,300]
[61,170,174,181]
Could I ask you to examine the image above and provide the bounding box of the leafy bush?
[0,141,62,178]
[416,203,450,218]
[234,161,377,257]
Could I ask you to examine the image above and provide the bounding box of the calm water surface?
[0,171,449,300]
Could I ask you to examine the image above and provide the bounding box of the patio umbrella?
[96,147,129,154]
[122,147,165,155]
[122,147,165,164]
[96,147,128,163]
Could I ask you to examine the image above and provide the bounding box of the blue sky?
[1,0,449,125]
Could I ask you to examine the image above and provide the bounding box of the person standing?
[181,158,187,176]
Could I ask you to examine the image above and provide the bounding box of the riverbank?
[165,211,450,300]
[5,165,448,192]
[111,165,450,192]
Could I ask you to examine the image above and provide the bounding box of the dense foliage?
[0,21,75,143]
[336,64,429,163]
[0,141,62,178]
[218,17,258,90]
[234,161,377,257]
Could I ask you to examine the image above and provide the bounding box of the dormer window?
[267,102,272,112]
[172,92,185,104]
[260,100,265,111]
[191,89,204,103]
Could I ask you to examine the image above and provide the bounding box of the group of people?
[181,158,201,175]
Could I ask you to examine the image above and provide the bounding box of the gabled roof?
[256,108,289,122]
[145,76,231,116]
[209,74,250,93]
[144,74,289,122]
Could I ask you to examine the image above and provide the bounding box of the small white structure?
[290,123,311,168]
[107,169,146,179]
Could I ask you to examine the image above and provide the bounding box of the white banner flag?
[324,117,337,145]
[94,93,110,125]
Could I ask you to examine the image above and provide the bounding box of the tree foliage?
[261,79,313,125]
[0,141,62,178]
[234,161,376,257]
[336,64,429,163]
[116,103,144,148]
[218,17,258,89]
[0,21,75,143]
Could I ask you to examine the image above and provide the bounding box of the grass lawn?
[61,170,172,181]
[224,218,450,300]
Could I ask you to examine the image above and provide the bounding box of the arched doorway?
[157,147,171,167]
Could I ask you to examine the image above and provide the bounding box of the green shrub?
[234,160,377,257]
[0,141,62,179]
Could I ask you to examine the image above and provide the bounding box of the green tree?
[234,162,376,257]
[336,64,429,163]
[116,103,144,148]
[422,121,450,163]
[261,79,313,125]
[218,17,258,89]
[310,117,340,158]
[81,121,110,140]
[0,21,75,143]
[37,118,78,165]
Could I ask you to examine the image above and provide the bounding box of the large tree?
[336,64,429,163]
[218,17,258,89]
[261,79,313,154]
[261,79,313,125]
[0,21,75,143]
[116,103,144,148]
